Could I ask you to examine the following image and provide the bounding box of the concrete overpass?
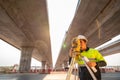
[0,0,120,72]
[55,0,120,68]
[0,0,52,72]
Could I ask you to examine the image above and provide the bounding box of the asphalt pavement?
[0,72,120,80]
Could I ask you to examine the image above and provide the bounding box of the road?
[0,72,120,80]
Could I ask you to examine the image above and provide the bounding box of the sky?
[104,53,120,66]
[0,0,120,67]
[0,39,41,66]
[47,0,79,67]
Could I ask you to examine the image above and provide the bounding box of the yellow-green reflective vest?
[75,48,105,65]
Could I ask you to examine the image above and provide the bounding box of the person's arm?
[69,48,73,64]
[69,48,73,57]
[95,50,107,67]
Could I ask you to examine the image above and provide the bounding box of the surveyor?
[69,35,107,80]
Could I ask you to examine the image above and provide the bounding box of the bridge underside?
[0,0,52,72]
[0,0,120,71]
[55,0,120,68]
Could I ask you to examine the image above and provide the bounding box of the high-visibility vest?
[75,48,106,65]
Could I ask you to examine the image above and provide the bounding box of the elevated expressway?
[0,0,52,72]
[0,0,120,72]
[55,0,120,69]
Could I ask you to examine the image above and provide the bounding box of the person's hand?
[87,61,96,67]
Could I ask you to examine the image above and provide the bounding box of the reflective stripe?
[75,57,96,65]
[78,64,85,67]
[88,58,96,60]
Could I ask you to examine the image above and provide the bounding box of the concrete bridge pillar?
[41,61,46,73]
[41,61,46,69]
[19,46,34,72]
[64,61,68,68]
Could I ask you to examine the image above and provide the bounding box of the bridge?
[0,0,52,72]
[55,0,120,69]
[0,0,120,73]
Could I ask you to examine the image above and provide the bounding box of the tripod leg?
[74,63,79,80]
[66,58,75,80]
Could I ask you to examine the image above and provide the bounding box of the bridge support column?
[19,46,33,72]
[64,61,68,68]
[41,61,46,69]
[41,61,46,73]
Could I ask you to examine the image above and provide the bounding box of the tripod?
[66,53,97,80]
